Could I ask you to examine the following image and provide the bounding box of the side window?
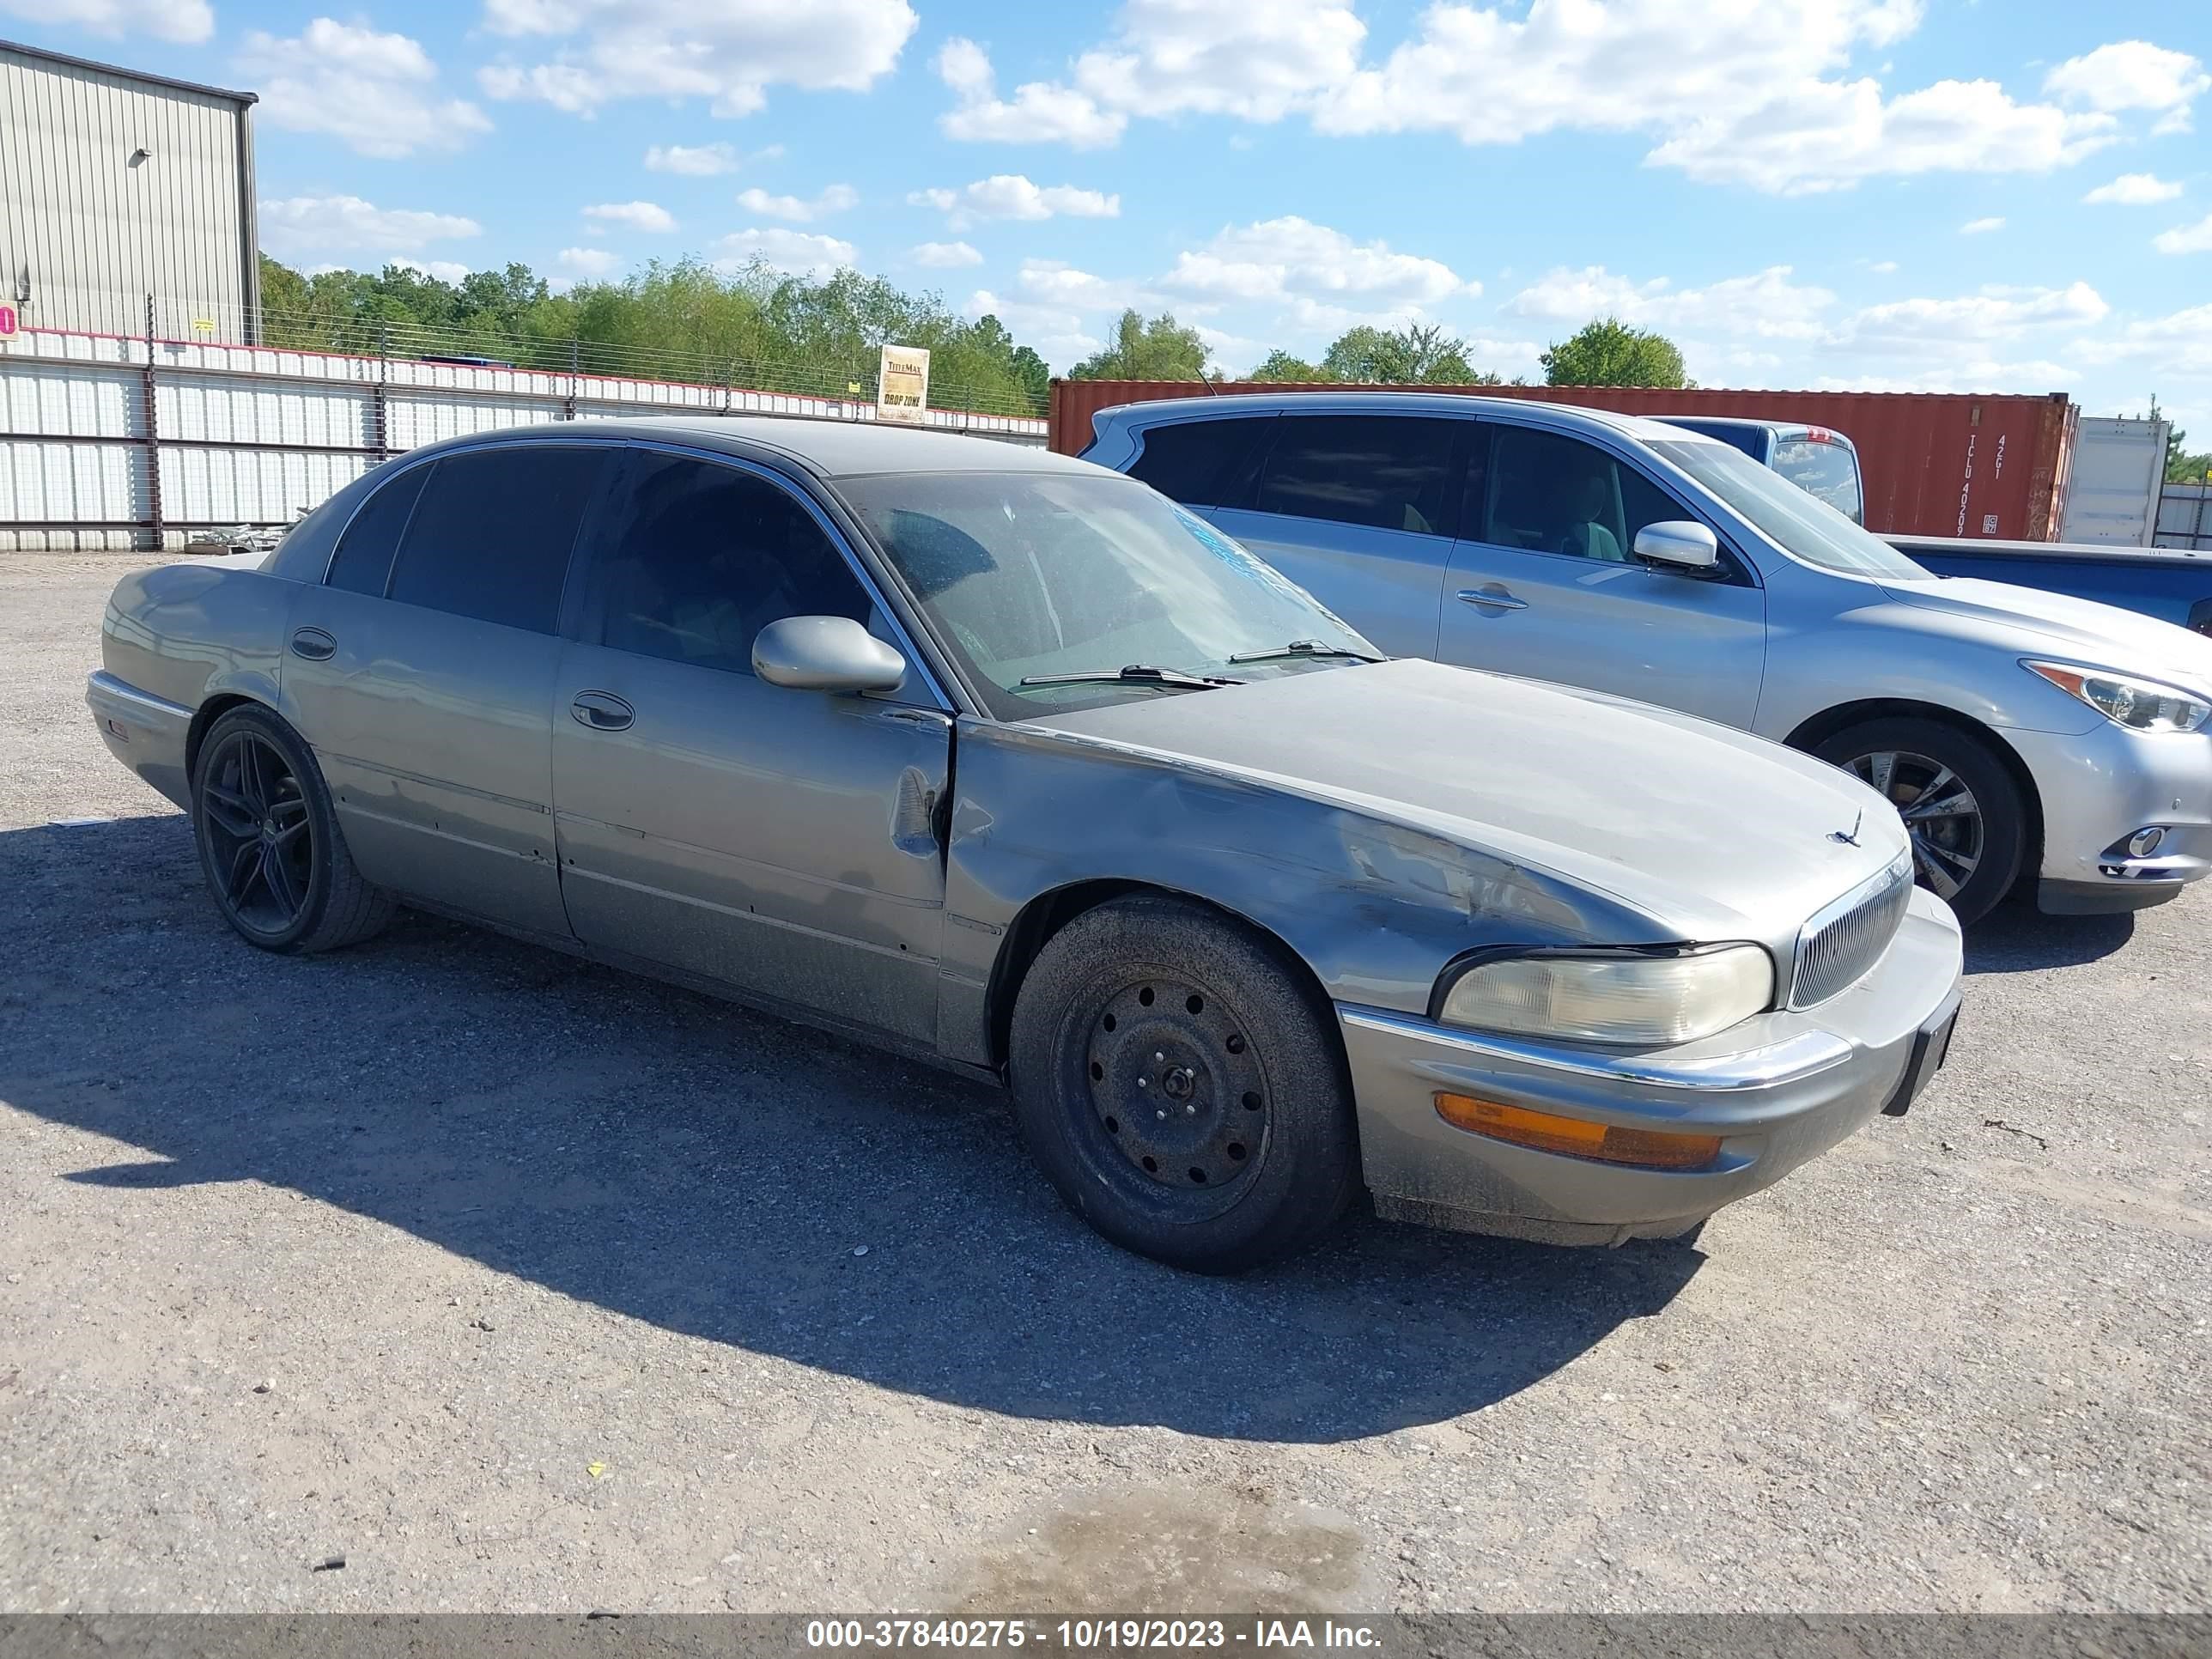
[1125,417,1271,507]
[386,447,610,632]
[1481,426,1696,564]
[584,453,871,676]
[325,462,429,596]
[1253,415,1460,536]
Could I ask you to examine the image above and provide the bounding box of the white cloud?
[1164,216,1477,310]
[645,143,738,175]
[1071,0,1364,123]
[1960,216,2005,234]
[393,258,472,283]
[3,0,210,43]
[582,200,677,233]
[935,37,1125,148]
[479,0,915,117]
[2071,303,2212,376]
[1016,260,1164,314]
[963,289,1102,369]
[1508,264,1837,341]
[907,175,1120,229]
[258,196,483,258]
[735,185,858,222]
[2083,173,2184,205]
[713,228,859,278]
[2044,41,2209,113]
[1644,77,2113,195]
[2154,215,2212,255]
[1827,283,2110,355]
[907,240,983,268]
[946,0,2141,195]
[239,18,490,158]
[1869,260,1899,273]
[556,247,624,278]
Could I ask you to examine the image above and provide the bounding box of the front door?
[1437,422,1767,726]
[550,447,951,1043]
[282,441,612,938]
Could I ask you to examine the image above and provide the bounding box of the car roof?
[401,414,1091,481]
[1097,390,1713,446]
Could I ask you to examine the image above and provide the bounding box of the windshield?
[1771,437,1865,524]
[841,471,1377,719]
[1650,439,1926,580]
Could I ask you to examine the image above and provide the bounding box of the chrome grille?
[1790,854,1914,1009]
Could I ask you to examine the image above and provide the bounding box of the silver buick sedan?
[88,418,1962,1272]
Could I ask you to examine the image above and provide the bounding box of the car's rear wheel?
[1814,716,2027,925]
[1008,896,1358,1273]
[191,704,393,954]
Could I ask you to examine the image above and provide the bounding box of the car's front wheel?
[1814,716,2027,926]
[1007,896,1358,1273]
[191,704,393,954]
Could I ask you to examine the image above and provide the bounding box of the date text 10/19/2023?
[805,1619,1383,1650]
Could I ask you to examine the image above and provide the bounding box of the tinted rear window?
[1124,416,1272,507]
[325,463,429,596]
[1772,439,1864,523]
[1253,415,1460,536]
[386,447,611,633]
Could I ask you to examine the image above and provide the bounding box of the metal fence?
[0,296,1048,550]
[2156,482,2212,553]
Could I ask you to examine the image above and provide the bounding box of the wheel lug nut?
[1157,1109,1167,1120]
[1137,1077,1147,1089]
[1185,1104,1196,1115]
[1153,1051,1164,1063]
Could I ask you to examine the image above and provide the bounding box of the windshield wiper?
[1018,664,1240,691]
[1225,639,1384,665]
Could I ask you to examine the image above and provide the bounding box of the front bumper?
[2008,721,2212,914]
[1339,885,1965,1245]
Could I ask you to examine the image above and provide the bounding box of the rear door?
[1205,413,1468,659]
[1437,421,1767,726]
[282,441,611,937]
[550,447,951,1043]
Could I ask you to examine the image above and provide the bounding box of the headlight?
[1437,945,1775,1047]
[2025,661,2210,734]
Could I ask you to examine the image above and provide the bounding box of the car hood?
[1025,658,1907,943]
[1880,574,2212,689]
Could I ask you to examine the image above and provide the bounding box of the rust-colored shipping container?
[1048,379,2080,541]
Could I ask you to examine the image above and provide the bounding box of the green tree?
[2151,396,2212,482]
[251,252,1054,416]
[1244,349,1339,382]
[1540,317,1688,387]
[1068,309,1211,380]
[1322,321,1495,384]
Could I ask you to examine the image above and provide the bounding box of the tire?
[1813,716,2027,926]
[191,703,394,954]
[1007,896,1358,1273]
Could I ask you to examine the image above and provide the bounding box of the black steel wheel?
[1814,715,2027,926]
[191,705,393,954]
[1009,896,1358,1273]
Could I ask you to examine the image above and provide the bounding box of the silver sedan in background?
[88,418,1961,1272]
[1085,392,2212,925]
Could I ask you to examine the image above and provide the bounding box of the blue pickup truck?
[1661,416,2212,637]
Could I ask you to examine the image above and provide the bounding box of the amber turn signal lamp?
[1434,1093,1723,1171]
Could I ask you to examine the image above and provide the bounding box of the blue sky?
[10,0,2212,426]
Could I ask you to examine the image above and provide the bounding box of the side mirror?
[1632,520,1721,573]
[752,615,908,693]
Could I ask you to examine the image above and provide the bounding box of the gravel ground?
[1,550,2207,1615]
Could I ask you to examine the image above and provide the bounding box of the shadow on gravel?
[2,814,1698,1444]
[1964,902,2135,976]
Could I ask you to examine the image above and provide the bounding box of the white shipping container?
[2057,416,2167,547]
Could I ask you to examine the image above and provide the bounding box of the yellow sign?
[876,343,929,427]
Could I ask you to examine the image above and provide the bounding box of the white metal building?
[0,38,258,341]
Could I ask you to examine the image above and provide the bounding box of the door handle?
[570,690,635,732]
[289,627,337,661]
[1456,586,1528,611]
